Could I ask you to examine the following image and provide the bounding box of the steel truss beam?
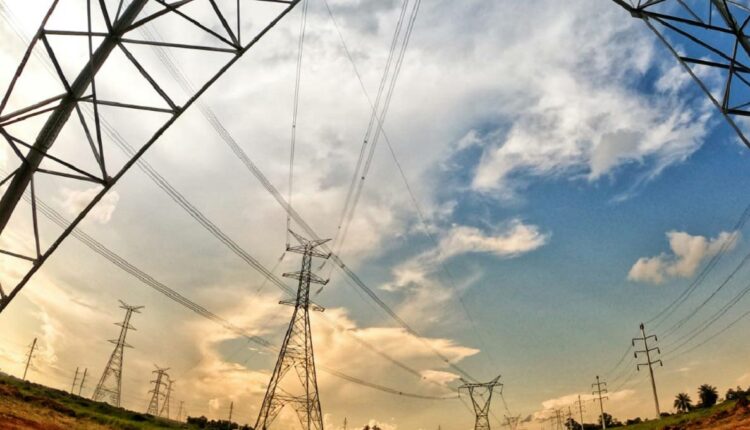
[0,0,300,313]
[612,0,750,147]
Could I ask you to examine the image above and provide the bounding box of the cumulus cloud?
[58,186,120,224]
[628,230,740,284]
[434,221,549,261]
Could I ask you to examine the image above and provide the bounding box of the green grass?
[620,399,743,430]
[0,371,188,429]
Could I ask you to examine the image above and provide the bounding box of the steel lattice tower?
[160,378,174,418]
[147,366,169,416]
[0,0,301,314]
[612,0,750,146]
[459,376,503,430]
[255,230,330,430]
[92,300,143,407]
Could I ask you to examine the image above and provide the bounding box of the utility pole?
[70,367,80,393]
[22,337,37,380]
[633,323,663,418]
[78,368,88,396]
[160,378,174,419]
[344,417,347,430]
[459,375,503,430]
[574,395,585,430]
[147,366,169,416]
[255,231,330,430]
[567,406,574,430]
[92,301,143,406]
[228,400,233,422]
[177,400,184,422]
[592,376,608,430]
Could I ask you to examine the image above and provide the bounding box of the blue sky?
[3,0,750,429]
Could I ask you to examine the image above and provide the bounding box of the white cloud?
[628,230,740,284]
[380,220,545,324]
[58,186,120,224]
[468,3,712,196]
[534,390,635,422]
[434,221,548,261]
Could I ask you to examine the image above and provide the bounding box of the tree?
[726,386,745,401]
[564,417,580,429]
[674,392,693,413]
[698,384,719,408]
[598,412,622,428]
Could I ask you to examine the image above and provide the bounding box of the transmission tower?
[255,230,330,430]
[70,367,79,393]
[611,0,750,147]
[0,0,302,315]
[177,400,184,422]
[78,368,88,396]
[633,323,663,417]
[22,337,37,380]
[504,414,520,430]
[92,301,143,406]
[459,375,503,430]
[592,376,608,430]
[160,378,174,419]
[147,366,169,416]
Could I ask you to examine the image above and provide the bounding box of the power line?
[139,20,479,383]
[647,203,750,330]
[286,0,309,248]
[1,0,480,391]
[19,192,456,401]
[660,233,750,339]
[320,0,498,372]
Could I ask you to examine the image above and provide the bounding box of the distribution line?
[647,202,750,330]
[662,250,750,347]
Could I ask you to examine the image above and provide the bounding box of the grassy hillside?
[621,399,750,430]
[0,372,187,430]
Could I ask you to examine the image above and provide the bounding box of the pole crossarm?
[0,0,301,314]
[611,0,750,147]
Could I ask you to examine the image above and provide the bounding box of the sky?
[2,0,750,429]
